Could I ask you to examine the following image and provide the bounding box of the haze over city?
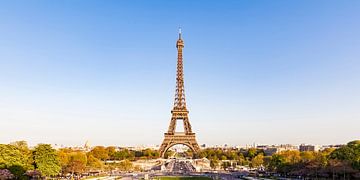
[1,1,359,147]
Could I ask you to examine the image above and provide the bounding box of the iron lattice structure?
[159,30,200,157]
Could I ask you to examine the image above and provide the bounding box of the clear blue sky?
[0,1,359,147]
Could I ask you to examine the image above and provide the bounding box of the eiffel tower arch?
[159,29,200,158]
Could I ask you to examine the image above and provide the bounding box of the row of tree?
[267,140,360,178]
[197,140,360,179]
[86,146,159,161]
[1,140,359,179]
[0,141,60,179]
[0,141,160,179]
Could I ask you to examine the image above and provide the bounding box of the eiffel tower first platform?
[159,29,200,158]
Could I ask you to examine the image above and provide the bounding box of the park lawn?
[154,176,212,180]
[82,175,114,180]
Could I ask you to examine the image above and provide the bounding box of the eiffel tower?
[159,29,200,158]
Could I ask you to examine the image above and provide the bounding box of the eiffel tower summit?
[159,29,200,158]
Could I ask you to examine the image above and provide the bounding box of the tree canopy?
[33,144,61,177]
[1,140,360,179]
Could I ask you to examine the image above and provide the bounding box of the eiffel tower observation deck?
[159,29,200,158]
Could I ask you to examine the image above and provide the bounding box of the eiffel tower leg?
[159,140,169,157]
[167,116,177,134]
[183,117,192,134]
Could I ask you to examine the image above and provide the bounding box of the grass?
[154,176,212,180]
[82,175,114,180]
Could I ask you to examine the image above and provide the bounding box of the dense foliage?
[33,144,62,177]
[0,142,160,179]
[0,142,32,179]
[1,140,359,179]
[197,140,360,178]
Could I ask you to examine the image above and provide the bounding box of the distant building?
[299,144,317,152]
[319,144,344,150]
[257,144,298,156]
[256,145,268,149]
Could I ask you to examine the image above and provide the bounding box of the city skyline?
[1,1,360,147]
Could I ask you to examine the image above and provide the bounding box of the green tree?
[237,153,248,166]
[106,146,116,160]
[330,146,354,161]
[87,154,103,170]
[279,150,301,164]
[89,146,108,161]
[198,150,207,158]
[33,144,61,177]
[330,140,360,170]
[226,151,238,160]
[210,157,219,169]
[66,152,87,174]
[10,141,33,170]
[151,150,160,159]
[57,149,69,174]
[246,148,257,159]
[0,144,28,178]
[300,151,315,163]
[269,154,286,172]
[251,153,264,168]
